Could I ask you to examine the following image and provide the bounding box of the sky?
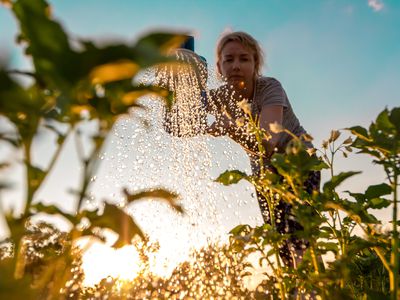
[0,0,399,282]
[1,0,398,139]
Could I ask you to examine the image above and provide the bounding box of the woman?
[208,31,320,266]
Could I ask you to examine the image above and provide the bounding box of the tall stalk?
[23,137,33,217]
[390,173,398,300]
[74,124,108,213]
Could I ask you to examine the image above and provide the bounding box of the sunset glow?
[81,243,141,286]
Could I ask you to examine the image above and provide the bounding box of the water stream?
[84,49,263,287]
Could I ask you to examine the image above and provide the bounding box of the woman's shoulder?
[256,76,284,91]
[254,76,288,108]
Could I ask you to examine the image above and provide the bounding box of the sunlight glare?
[81,242,141,286]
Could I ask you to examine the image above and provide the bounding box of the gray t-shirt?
[209,76,313,173]
[251,76,313,152]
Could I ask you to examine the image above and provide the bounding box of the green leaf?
[27,164,46,191]
[266,247,277,258]
[365,183,392,199]
[0,70,32,112]
[78,33,183,83]
[374,108,394,132]
[317,241,338,254]
[367,198,391,209]
[325,200,379,224]
[389,107,400,132]
[90,203,144,248]
[12,0,79,88]
[123,188,183,214]
[347,125,370,141]
[355,147,382,159]
[229,224,250,236]
[323,171,361,194]
[135,32,187,55]
[345,191,366,204]
[347,236,378,255]
[310,157,329,171]
[215,170,248,186]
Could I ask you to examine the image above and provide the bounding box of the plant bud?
[343,137,352,144]
[269,122,284,134]
[329,130,341,142]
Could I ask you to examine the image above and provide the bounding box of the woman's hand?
[206,114,234,137]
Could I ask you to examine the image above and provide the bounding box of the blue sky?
[0,0,399,246]
[1,0,399,134]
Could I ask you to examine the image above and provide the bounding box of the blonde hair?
[216,31,264,78]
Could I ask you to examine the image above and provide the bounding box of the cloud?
[368,0,384,12]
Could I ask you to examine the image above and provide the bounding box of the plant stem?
[310,245,320,276]
[23,138,33,217]
[260,188,286,298]
[38,126,73,192]
[255,241,278,275]
[74,126,106,213]
[374,247,391,273]
[329,142,347,288]
[390,174,398,300]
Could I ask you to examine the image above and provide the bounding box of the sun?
[81,242,141,286]
[80,237,183,286]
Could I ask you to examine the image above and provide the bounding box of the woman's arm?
[206,110,235,136]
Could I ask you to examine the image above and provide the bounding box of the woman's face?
[218,41,256,93]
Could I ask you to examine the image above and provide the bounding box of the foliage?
[216,107,399,299]
[0,0,186,298]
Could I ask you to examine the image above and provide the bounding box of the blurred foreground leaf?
[215,170,248,185]
[124,188,183,214]
[90,203,144,248]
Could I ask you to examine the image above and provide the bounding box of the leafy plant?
[216,106,399,299]
[0,0,186,298]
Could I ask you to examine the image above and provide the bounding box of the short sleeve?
[259,77,288,108]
